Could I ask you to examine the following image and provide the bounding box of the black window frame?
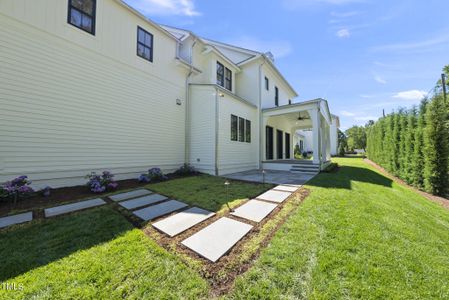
[245,119,251,143]
[225,67,232,91]
[67,0,96,35]
[238,117,245,142]
[231,115,238,141]
[217,62,224,87]
[137,26,154,62]
[275,86,279,106]
[265,77,269,90]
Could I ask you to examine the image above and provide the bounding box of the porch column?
[308,108,321,164]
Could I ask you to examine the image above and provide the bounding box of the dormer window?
[137,27,153,62]
[217,61,232,91]
[68,0,96,35]
[265,77,269,90]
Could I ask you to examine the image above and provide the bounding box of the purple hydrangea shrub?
[148,168,168,181]
[2,175,34,202]
[138,174,150,183]
[85,171,118,193]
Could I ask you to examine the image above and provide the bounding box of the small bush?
[2,175,34,202]
[86,171,118,193]
[138,167,168,183]
[174,164,198,176]
[40,186,51,197]
[323,162,339,173]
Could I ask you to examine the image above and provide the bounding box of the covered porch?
[260,99,332,172]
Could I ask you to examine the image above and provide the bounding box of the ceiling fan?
[297,112,310,121]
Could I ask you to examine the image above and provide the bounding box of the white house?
[0,0,339,188]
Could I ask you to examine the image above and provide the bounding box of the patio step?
[290,163,319,174]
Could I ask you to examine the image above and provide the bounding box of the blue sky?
[125,0,449,130]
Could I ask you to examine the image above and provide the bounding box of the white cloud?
[226,36,293,59]
[330,11,361,18]
[393,90,428,101]
[125,0,200,16]
[336,28,350,38]
[371,33,449,52]
[374,75,387,84]
[340,110,356,117]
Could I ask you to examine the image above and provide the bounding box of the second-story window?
[265,77,269,90]
[225,68,232,91]
[68,0,96,35]
[275,86,279,106]
[137,27,153,62]
[217,62,224,86]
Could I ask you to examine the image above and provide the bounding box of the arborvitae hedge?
[366,96,448,196]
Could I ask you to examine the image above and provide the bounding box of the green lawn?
[148,174,274,212]
[1,159,448,299]
[229,158,449,299]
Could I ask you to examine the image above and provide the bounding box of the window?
[231,115,238,141]
[238,117,245,142]
[217,62,224,87]
[137,27,153,62]
[288,99,292,105]
[225,68,232,91]
[231,114,251,143]
[275,86,279,106]
[245,120,251,143]
[265,77,269,90]
[68,0,96,35]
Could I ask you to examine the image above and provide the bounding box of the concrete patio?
[224,169,316,185]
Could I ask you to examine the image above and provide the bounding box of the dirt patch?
[143,188,310,297]
[364,159,449,210]
[0,174,198,217]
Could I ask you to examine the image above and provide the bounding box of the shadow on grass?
[0,206,132,281]
[308,165,393,190]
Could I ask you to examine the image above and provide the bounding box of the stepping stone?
[0,212,33,229]
[45,198,106,217]
[181,217,253,262]
[153,207,215,237]
[256,190,292,203]
[118,194,167,210]
[133,200,188,221]
[109,189,152,202]
[273,185,300,192]
[231,200,278,223]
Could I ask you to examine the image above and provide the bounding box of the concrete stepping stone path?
[109,189,153,202]
[256,190,292,203]
[152,207,215,237]
[45,198,106,217]
[0,212,33,229]
[231,200,278,223]
[181,217,253,262]
[118,194,167,210]
[133,200,188,221]
[273,185,300,193]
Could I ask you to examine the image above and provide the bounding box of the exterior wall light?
[176,99,182,105]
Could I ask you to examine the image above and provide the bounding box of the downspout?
[183,38,197,165]
[258,56,267,169]
[214,87,220,176]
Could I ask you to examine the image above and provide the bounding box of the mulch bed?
[143,187,311,297]
[0,174,194,217]
[364,159,449,210]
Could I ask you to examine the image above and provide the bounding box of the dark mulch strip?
[0,173,198,217]
[143,188,311,297]
[364,159,449,210]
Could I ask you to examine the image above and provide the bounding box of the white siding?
[261,64,296,109]
[0,0,187,187]
[218,94,259,175]
[235,61,260,107]
[188,85,216,174]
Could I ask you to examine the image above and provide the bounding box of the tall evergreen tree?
[403,107,417,184]
[411,99,428,189]
[423,95,449,195]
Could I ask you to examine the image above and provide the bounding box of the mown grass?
[228,158,449,299]
[148,174,274,212]
[1,160,448,299]
[0,207,207,299]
